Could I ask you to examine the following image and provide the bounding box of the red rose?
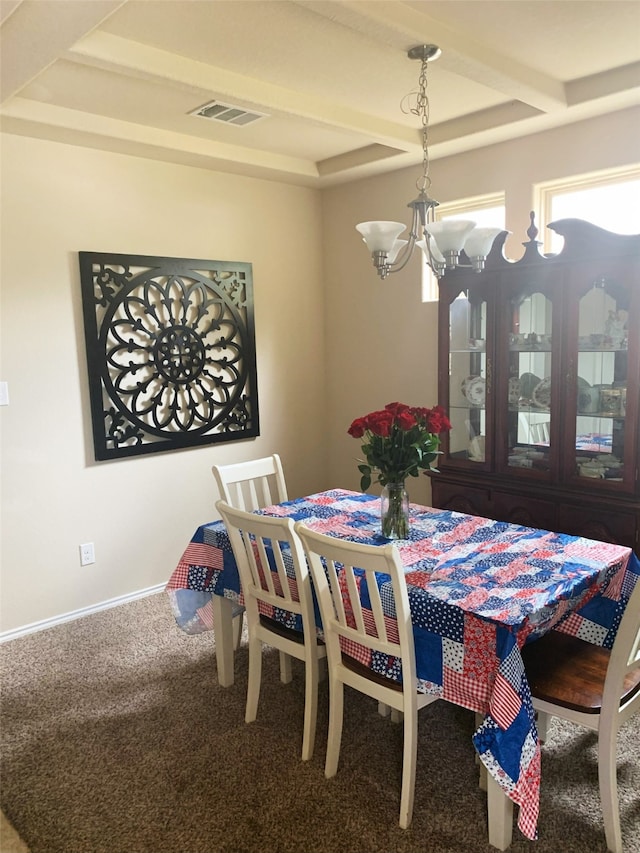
[426,406,452,433]
[347,417,367,438]
[396,410,417,431]
[368,411,394,437]
[410,406,430,423]
[433,405,452,432]
[385,402,410,416]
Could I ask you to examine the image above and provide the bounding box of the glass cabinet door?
[506,290,553,473]
[447,290,488,464]
[573,277,629,484]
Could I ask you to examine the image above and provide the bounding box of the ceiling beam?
[0,96,321,183]
[0,0,126,103]
[300,0,568,112]
[65,30,422,153]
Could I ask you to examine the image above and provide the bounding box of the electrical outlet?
[79,542,95,566]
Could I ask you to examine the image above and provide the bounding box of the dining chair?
[295,523,439,829]
[530,420,550,444]
[216,500,326,761]
[212,454,289,649]
[212,453,288,511]
[521,576,640,853]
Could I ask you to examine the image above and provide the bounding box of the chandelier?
[356,45,503,280]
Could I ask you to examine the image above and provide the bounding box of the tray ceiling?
[1,0,639,187]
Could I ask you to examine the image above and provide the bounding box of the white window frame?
[534,165,640,254]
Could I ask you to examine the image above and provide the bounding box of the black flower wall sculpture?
[79,252,259,460]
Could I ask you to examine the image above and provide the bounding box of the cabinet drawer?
[492,491,558,532]
[431,480,491,518]
[557,505,638,549]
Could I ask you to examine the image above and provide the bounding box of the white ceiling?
[1,0,639,187]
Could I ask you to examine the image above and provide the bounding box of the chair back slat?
[269,536,297,606]
[213,454,288,512]
[325,557,348,626]
[343,562,366,634]
[245,530,284,605]
[364,571,390,643]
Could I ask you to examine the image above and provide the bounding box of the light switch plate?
[0,382,8,406]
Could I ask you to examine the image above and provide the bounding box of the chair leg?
[279,650,293,684]
[325,674,344,778]
[536,710,550,744]
[300,653,319,762]
[399,699,418,829]
[245,634,262,724]
[232,612,244,650]
[212,594,235,688]
[598,721,623,853]
[319,656,328,682]
[475,713,488,790]
[487,773,513,850]
[478,761,488,792]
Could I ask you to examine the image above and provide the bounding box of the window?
[536,166,640,255]
[422,193,506,302]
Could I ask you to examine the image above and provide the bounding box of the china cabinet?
[429,214,640,555]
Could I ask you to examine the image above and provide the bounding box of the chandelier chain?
[401,56,432,193]
[415,58,431,192]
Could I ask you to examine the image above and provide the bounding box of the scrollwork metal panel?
[79,252,259,460]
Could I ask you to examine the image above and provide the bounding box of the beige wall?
[1,106,638,635]
[0,135,327,633]
[322,107,640,505]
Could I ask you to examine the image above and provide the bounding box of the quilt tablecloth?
[166,489,638,840]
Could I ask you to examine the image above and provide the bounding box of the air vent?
[189,100,268,127]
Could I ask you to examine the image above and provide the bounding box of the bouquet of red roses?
[348,401,452,492]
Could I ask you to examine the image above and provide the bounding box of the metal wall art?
[79,252,259,460]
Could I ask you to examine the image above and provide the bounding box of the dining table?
[166,488,639,849]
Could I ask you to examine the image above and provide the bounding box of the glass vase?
[380,482,410,539]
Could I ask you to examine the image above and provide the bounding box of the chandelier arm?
[386,233,418,274]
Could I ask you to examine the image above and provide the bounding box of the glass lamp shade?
[416,237,445,265]
[356,221,406,253]
[463,226,505,259]
[424,220,476,253]
[387,239,408,263]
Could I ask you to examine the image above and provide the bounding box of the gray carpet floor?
[1,592,639,853]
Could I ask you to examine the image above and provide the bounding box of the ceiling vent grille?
[189,100,268,127]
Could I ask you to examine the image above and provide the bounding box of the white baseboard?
[0,583,166,643]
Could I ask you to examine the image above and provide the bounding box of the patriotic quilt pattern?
[166,489,638,841]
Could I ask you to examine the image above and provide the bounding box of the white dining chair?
[529,420,550,444]
[212,454,289,651]
[212,454,288,511]
[217,500,326,761]
[522,576,640,853]
[295,523,439,829]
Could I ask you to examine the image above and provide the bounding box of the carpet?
[1,593,638,853]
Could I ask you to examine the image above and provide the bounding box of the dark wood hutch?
[428,215,640,556]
